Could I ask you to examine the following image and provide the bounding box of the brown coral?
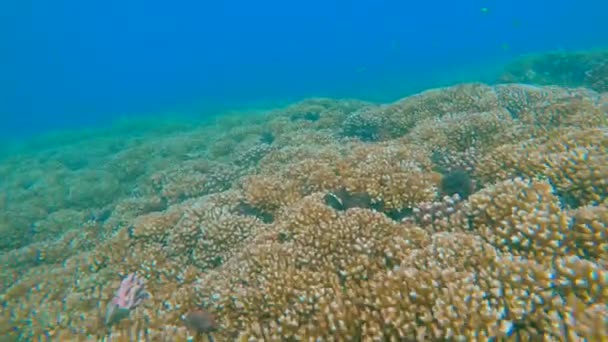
[1,82,607,341]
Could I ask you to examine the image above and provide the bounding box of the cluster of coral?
[500,50,608,92]
[0,81,607,341]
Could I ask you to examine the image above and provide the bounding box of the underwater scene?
[2,1,608,341]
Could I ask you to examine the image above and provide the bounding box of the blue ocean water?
[1,0,606,139]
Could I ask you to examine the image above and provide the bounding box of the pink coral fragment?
[105,273,149,326]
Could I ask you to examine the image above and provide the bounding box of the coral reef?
[0,82,607,341]
[500,50,608,92]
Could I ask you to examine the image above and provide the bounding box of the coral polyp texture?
[1,82,607,341]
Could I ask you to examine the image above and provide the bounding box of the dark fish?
[183,309,218,342]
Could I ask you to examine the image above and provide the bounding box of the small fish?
[183,309,218,342]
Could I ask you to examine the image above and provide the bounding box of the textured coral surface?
[500,50,608,92]
[0,82,607,341]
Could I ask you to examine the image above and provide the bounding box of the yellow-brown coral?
[1,82,607,341]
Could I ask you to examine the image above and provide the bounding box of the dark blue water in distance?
[1,0,607,138]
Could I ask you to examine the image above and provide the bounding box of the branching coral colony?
[0,82,607,341]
